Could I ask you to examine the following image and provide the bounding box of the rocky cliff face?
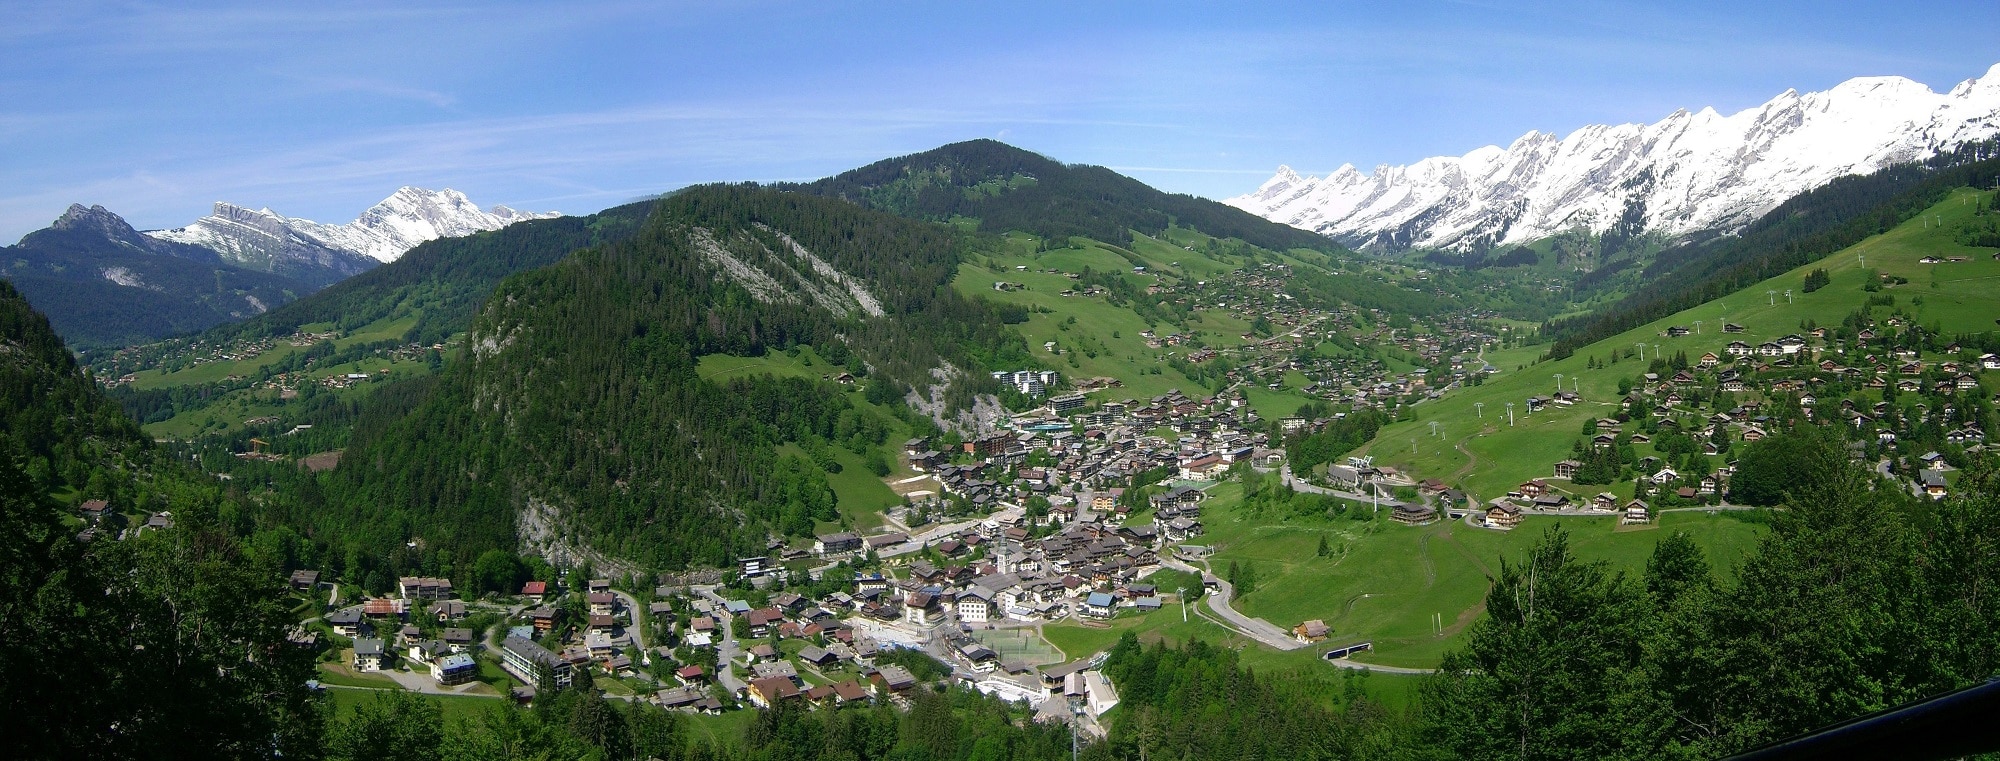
[1229,63,2000,251]
[143,202,374,287]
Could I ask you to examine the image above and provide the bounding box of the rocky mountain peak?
[51,204,137,238]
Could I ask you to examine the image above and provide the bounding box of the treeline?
[1282,266,1453,319]
[787,139,1341,253]
[1421,245,1540,270]
[1543,138,2000,360]
[0,279,144,491]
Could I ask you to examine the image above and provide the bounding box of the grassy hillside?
[1193,481,1767,667]
[1355,187,2000,501]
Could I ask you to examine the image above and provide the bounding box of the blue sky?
[3,0,1997,240]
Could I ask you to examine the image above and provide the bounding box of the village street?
[610,588,649,661]
[875,517,989,559]
[691,585,748,695]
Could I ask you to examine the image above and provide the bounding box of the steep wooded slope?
[0,282,320,759]
[267,185,1031,571]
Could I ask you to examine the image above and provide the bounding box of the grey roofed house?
[865,532,909,549]
[875,664,917,691]
[959,642,998,662]
[752,660,799,681]
[353,638,384,657]
[325,606,363,625]
[658,686,709,708]
[797,645,838,666]
[434,653,477,685]
[499,635,574,688]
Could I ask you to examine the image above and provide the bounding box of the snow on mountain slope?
[144,202,377,285]
[1228,63,2000,251]
[149,187,560,267]
[285,187,560,262]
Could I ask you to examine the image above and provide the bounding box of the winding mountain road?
[1160,557,1304,651]
[1201,574,1306,651]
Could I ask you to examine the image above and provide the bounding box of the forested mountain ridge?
[787,139,1343,253]
[245,184,1034,577]
[201,198,657,347]
[0,278,144,488]
[0,281,322,759]
[2,204,310,347]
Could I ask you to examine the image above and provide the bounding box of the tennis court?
[972,628,1066,665]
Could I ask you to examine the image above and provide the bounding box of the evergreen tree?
[1419,526,1644,760]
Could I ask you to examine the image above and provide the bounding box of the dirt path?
[1449,437,1480,486]
[1435,522,1495,579]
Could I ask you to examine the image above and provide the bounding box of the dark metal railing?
[1723,678,2000,761]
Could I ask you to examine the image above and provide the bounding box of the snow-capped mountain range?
[1227,63,2000,251]
[148,187,560,271]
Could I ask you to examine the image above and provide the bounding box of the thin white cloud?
[273,74,458,109]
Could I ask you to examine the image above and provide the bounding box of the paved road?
[1159,557,1305,651]
[381,667,507,696]
[876,517,986,559]
[1203,574,1306,650]
[1325,658,1438,675]
[1280,464,1391,506]
[692,585,747,695]
[610,589,650,660]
